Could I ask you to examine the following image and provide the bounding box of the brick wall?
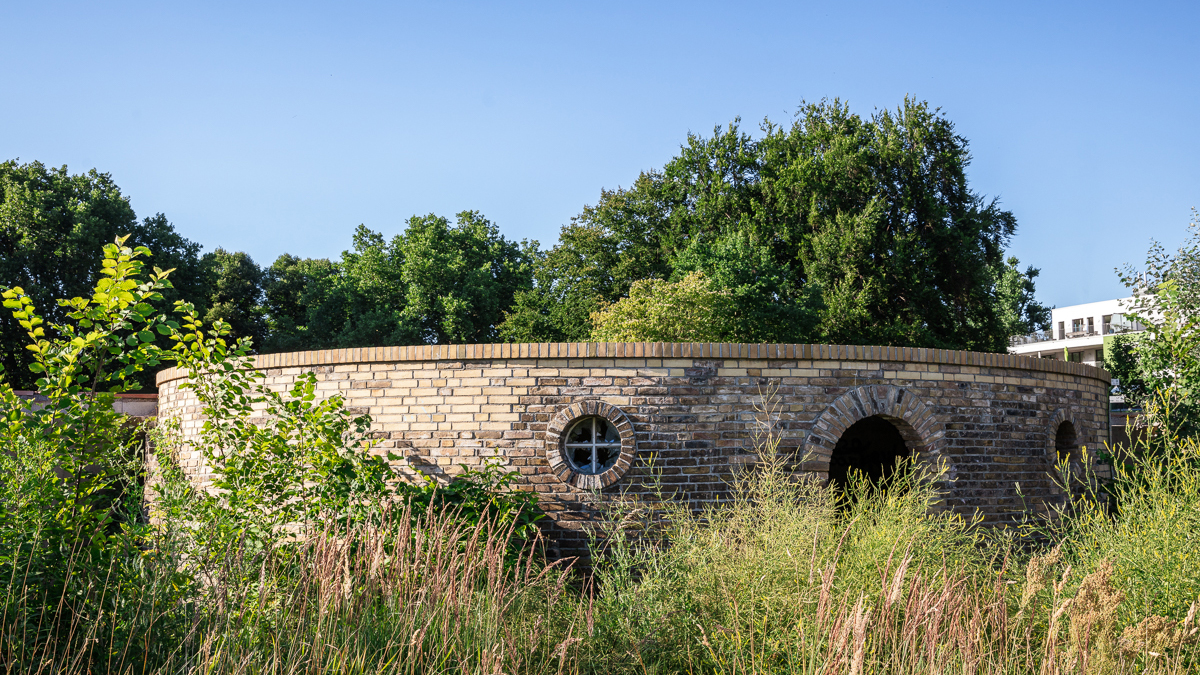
[157,343,1110,554]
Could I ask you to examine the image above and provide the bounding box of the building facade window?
[1058,321,1065,339]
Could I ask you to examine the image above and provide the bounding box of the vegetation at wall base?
[1,238,549,673]
[5,435,1200,673]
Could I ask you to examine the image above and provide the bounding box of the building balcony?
[1009,331,1057,347]
[1101,323,1146,336]
[1009,324,1146,349]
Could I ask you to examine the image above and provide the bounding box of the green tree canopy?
[0,160,208,389]
[261,253,340,353]
[399,211,537,344]
[590,271,735,342]
[200,248,267,349]
[501,98,1035,352]
[993,256,1052,339]
[261,211,535,351]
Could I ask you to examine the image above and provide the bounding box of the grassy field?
[3,428,1199,675]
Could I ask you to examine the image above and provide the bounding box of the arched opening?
[828,415,912,494]
[1054,420,1078,463]
[1052,420,1082,496]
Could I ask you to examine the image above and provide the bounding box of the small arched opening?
[828,415,912,494]
[1051,420,1082,496]
[1054,420,1079,463]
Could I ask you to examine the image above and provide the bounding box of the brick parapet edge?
[157,342,1109,386]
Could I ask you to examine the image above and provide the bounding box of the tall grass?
[4,434,1199,674]
[581,440,1199,674]
[2,501,586,674]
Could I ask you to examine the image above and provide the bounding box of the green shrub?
[1,237,549,673]
[0,237,185,668]
[155,303,543,563]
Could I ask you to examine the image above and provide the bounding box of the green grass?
[4,433,1200,674]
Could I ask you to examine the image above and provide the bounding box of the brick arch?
[1046,408,1085,456]
[803,385,947,481]
[1046,408,1088,499]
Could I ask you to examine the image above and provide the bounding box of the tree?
[262,212,535,351]
[261,227,413,352]
[0,160,207,389]
[1115,210,1200,438]
[199,248,267,348]
[590,271,735,342]
[399,211,536,344]
[1104,333,1148,404]
[993,256,1052,339]
[501,99,1033,351]
[672,230,824,343]
[499,224,616,343]
[261,253,339,353]
[320,224,413,348]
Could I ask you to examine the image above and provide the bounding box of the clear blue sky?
[5,1,1198,309]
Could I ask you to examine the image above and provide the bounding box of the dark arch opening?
[1052,420,1082,498]
[828,415,912,494]
[1054,421,1078,463]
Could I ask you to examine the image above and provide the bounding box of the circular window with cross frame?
[545,401,637,490]
[563,416,623,474]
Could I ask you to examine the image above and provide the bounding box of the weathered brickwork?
[156,343,1110,554]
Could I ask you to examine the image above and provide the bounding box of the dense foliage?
[258,212,537,352]
[0,242,544,670]
[1,242,1197,674]
[3,100,1049,371]
[1108,210,1200,438]
[589,271,739,342]
[501,99,1049,349]
[0,161,208,388]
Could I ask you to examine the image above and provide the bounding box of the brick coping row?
[156,342,1110,387]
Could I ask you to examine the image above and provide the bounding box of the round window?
[563,416,622,475]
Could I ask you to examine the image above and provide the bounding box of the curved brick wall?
[156,342,1110,554]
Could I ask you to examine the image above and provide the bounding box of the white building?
[1008,297,1146,367]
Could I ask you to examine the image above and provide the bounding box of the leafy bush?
[1116,210,1200,439]
[0,237,194,668]
[589,270,736,342]
[156,302,543,561]
[1,237,547,672]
